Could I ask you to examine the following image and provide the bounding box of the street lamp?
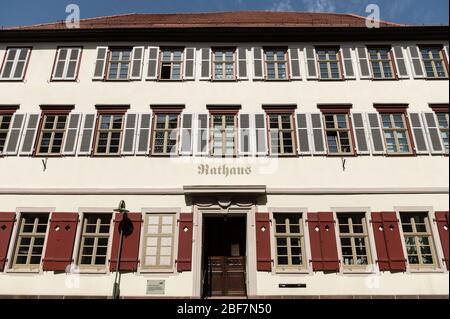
[112,200,129,299]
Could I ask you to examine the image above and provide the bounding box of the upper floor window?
[323,113,354,155]
[380,113,413,154]
[106,48,132,80]
[212,48,236,81]
[264,48,288,80]
[0,47,31,81]
[36,114,68,156]
[436,112,449,152]
[94,114,124,155]
[159,48,183,80]
[268,114,295,155]
[12,213,48,269]
[0,114,12,153]
[152,113,179,155]
[400,212,437,269]
[368,47,395,79]
[274,213,306,270]
[78,213,112,269]
[211,114,236,157]
[317,47,342,80]
[51,47,81,81]
[142,213,175,269]
[420,46,448,79]
[337,213,371,269]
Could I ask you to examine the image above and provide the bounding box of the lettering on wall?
[198,164,252,177]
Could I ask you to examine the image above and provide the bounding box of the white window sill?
[5,268,41,274]
[274,269,310,275]
[139,269,176,275]
[407,268,447,274]
[77,269,108,275]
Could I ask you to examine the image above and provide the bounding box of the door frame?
[192,204,257,298]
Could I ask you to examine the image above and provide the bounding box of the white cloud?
[270,0,295,12]
[302,0,336,12]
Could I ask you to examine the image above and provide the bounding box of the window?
[36,114,68,156]
[52,47,81,80]
[211,114,236,156]
[420,47,448,79]
[381,113,412,154]
[274,214,306,269]
[324,113,354,154]
[400,212,437,268]
[317,47,342,79]
[268,114,295,155]
[94,114,124,155]
[152,114,179,155]
[78,214,112,268]
[436,112,449,152]
[337,214,371,268]
[106,48,132,80]
[159,48,183,80]
[0,47,31,80]
[264,49,288,80]
[13,214,48,268]
[212,48,235,80]
[142,214,175,269]
[0,114,12,153]
[368,47,395,79]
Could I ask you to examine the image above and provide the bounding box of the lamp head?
[114,200,129,214]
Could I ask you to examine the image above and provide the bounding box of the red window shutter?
[435,211,449,270]
[42,213,79,271]
[307,212,340,271]
[255,213,272,271]
[0,213,16,272]
[371,212,406,272]
[177,213,193,272]
[110,212,142,272]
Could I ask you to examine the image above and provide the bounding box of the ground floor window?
[142,213,175,269]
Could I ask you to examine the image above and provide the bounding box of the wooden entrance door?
[203,217,246,297]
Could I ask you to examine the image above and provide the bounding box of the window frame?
[211,47,237,81]
[264,108,297,156]
[320,107,356,156]
[315,46,344,80]
[158,47,185,81]
[435,111,449,154]
[367,46,397,80]
[419,45,449,79]
[0,47,32,81]
[151,112,181,156]
[105,47,133,81]
[0,106,17,155]
[263,47,289,81]
[50,46,83,81]
[208,108,239,157]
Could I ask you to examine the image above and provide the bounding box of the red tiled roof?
[7,11,405,30]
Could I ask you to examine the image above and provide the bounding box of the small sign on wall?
[146,280,165,295]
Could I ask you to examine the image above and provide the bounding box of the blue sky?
[0,0,448,27]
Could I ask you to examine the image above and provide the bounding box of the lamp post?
[112,200,129,299]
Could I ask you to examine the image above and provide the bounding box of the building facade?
[0,12,448,298]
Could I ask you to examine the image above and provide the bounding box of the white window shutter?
[130,47,144,80]
[392,46,409,79]
[252,47,264,80]
[136,113,152,155]
[194,113,209,156]
[254,113,268,156]
[304,46,318,80]
[295,113,312,155]
[121,113,139,155]
[422,112,445,155]
[407,45,425,78]
[200,48,211,80]
[183,48,196,80]
[237,47,248,80]
[19,113,40,156]
[351,113,370,155]
[366,113,386,155]
[78,113,96,156]
[408,112,429,155]
[179,113,194,156]
[239,113,253,156]
[146,46,159,80]
[4,113,26,156]
[310,113,326,155]
[93,46,108,80]
[63,113,82,156]
[356,46,371,79]
[341,46,356,79]
[288,47,302,80]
